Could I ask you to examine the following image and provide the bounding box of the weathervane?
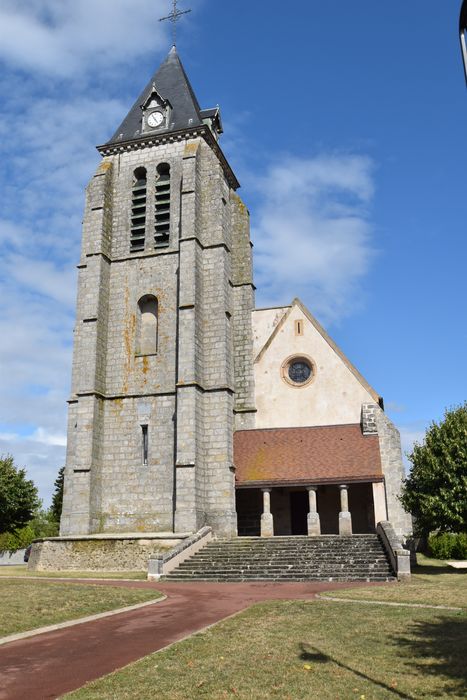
[159,0,192,46]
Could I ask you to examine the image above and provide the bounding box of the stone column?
[260,489,274,537]
[307,486,321,536]
[338,485,352,536]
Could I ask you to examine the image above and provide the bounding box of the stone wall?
[364,404,413,539]
[231,192,256,431]
[29,535,185,572]
[253,302,378,429]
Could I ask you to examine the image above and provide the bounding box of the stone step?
[166,575,396,582]
[202,544,383,549]
[163,534,395,582]
[182,557,390,564]
[174,559,389,569]
[185,551,386,561]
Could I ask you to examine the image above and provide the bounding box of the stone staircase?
[162,534,396,582]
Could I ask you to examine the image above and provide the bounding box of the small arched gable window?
[130,167,147,252]
[154,163,170,248]
[137,295,158,355]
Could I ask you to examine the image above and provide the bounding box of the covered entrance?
[236,482,379,537]
[234,423,387,537]
[290,491,308,535]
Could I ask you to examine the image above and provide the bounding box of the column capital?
[261,487,272,493]
[306,485,318,492]
[339,484,348,490]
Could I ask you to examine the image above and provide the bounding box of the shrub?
[452,533,467,559]
[0,510,59,553]
[428,532,456,559]
[429,532,467,560]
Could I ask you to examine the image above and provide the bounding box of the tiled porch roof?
[234,424,382,487]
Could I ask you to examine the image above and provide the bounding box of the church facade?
[59,47,411,546]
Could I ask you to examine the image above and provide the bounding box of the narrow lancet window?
[130,167,147,252]
[154,163,170,247]
[141,425,148,465]
[137,295,158,355]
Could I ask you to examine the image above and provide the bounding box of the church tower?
[60,48,256,538]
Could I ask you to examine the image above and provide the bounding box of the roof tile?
[234,425,382,486]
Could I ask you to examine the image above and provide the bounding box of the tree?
[401,404,467,535]
[50,466,65,523]
[0,455,40,533]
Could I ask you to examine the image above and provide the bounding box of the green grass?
[0,580,162,637]
[65,599,467,700]
[0,565,146,579]
[320,553,467,608]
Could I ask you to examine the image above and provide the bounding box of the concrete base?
[28,533,188,572]
[338,511,353,536]
[307,512,321,536]
[260,513,274,537]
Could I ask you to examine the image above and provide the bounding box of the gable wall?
[253,305,376,429]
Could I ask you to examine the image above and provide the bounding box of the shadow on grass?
[298,643,414,699]
[412,564,466,576]
[393,614,467,696]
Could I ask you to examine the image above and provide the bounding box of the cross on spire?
[159,0,192,46]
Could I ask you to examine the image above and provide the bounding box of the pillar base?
[339,511,352,536]
[260,513,274,537]
[307,512,321,536]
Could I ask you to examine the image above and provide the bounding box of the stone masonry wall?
[230,192,256,431]
[363,403,413,539]
[29,536,183,572]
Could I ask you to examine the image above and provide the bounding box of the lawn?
[65,598,467,700]
[320,554,467,609]
[0,580,162,637]
[0,565,146,579]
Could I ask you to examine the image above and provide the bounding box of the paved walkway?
[0,579,378,700]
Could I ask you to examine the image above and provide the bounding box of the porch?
[236,481,387,537]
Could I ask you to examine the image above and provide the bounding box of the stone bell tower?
[60,47,256,539]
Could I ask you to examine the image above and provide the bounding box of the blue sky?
[0,0,466,506]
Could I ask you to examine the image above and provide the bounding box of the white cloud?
[251,154,376,324]
[397,424,428,475]
[30,428,67,447]
[0,0,172,77]
[0,434,65,507]
[386,401,407,413]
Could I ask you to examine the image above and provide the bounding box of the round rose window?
[281,355,315,387]
[288,360,312,384]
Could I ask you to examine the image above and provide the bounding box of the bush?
[0,509,59,553]
[401,403,467,535]
[429,532,467,560]
[452,533,467,559]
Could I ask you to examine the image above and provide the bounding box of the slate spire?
[107,46,206,145]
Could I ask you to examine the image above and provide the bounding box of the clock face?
[147,111,164,128]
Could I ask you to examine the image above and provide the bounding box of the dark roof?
[107,46,205,145]
[234,425,382,487]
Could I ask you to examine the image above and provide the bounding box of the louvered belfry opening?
[130,167,147,252]
[154,163,171,247]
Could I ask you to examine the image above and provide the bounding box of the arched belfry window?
[154,163,170,248]
[137,295,158,355]
[130,167,147,252]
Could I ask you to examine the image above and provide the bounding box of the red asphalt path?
[0,579,377,700]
